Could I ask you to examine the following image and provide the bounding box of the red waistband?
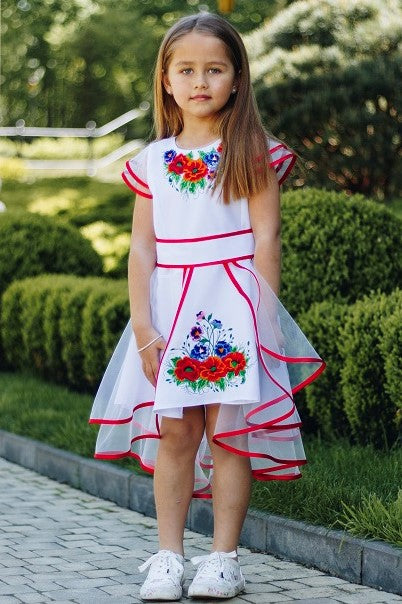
[155,228,253,244]
[156,254,254,269]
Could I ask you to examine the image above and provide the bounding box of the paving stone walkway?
[0,457,400,604]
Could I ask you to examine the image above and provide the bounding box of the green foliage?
[339,289,401,448]
[43,277,83,384]
[0,274,129,392]
[298,300,350,439]
[59,279,104,390]
[280,188,402,316]
[0,158,27,181]
[0,211,103,298]
[1,0,280,130]
[247,0,402,199]
[1,279,27,369]
[338,489,402,546]
[379,309,402,430]
[101,294,132,359]
[81,282,128,388]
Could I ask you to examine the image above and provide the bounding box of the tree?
[246,0,402,199]
[1,0,285,130]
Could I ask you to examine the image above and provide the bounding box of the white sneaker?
[188,550,246,599]
[139,550,185,601]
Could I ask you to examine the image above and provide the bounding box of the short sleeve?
[121,145,153,199]
[267,138,296,185]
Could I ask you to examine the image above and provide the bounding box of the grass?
[0,369,400,546]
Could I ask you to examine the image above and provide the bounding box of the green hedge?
[1,275,129,391]
[0,211,103,298]
[379,309,402,431]
[298,300,350,440]
[339,289,401,449]
[281,189,402,316]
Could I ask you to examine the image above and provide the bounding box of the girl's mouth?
[191,95,211,101]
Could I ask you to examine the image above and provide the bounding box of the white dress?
[89,136,325,498]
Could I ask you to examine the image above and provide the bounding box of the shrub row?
[299,290,401,449]
[2,190,401,319]
[280,188,402,317]
[0,275,129,391]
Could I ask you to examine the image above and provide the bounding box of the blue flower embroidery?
[190,343,209,360]
[211,319,222,329]
[203,151,220,168]
[214,340,231,357]
[164,149,176,163]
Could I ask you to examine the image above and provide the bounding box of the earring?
[232,86,237,94]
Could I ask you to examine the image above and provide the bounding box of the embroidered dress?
[89,136,325,497]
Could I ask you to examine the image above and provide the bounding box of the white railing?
[0,104,150,175]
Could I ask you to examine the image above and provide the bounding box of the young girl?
[90,12,324,602]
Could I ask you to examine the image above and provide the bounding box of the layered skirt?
[89,230,325,497]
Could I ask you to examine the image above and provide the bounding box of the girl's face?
[163,31,237,125]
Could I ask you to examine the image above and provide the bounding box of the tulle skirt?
[89,258,325,498]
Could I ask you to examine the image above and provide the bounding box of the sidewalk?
[0,457,400,604]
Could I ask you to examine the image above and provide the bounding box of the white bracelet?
[137,334,163,353]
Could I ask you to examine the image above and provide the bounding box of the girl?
[90,12,325,602]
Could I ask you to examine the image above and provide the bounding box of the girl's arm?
[128,195,165,386]
[248,170,281,298]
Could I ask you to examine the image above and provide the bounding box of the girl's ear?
[162,72,172,95]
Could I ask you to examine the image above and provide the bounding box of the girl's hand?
[136,328,166,387]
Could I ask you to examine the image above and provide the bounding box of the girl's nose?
[194,74,208,89]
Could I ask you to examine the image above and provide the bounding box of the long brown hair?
[153,13,275,203]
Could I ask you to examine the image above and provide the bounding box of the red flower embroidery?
[223,351,246,375]
[174,357,201,382]
[168,153,189,175]
[199,356,228,382]
[183,158,209,182]
[217,143,223,153]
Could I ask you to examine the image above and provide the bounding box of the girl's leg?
[205,404,252,552]
[154,405,205,555]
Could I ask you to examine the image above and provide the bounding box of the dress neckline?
[172,136,221,152]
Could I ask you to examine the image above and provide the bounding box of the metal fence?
[0,104,149,176]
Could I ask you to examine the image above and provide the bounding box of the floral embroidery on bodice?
[163,143,223,196]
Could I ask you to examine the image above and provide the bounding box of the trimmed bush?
[298,300,350,440]
[1,274,130,391]
[43,277,84,383]
[59,279,106,390]
[1,278,29,369]
[280,189,402,316]
[0,210,103,298]
[81,282,128,388]
[379,308,402,431]
[101,293,131,360]
[339,289,401,448]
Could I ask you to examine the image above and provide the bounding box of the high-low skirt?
[89,233,325,498]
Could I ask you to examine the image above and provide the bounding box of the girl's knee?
[159,407,205,456]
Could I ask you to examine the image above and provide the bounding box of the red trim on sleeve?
[121,171,153,199]
[125,160,150,189]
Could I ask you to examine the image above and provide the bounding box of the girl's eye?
[209,68,221,74]
[181,68,193,74]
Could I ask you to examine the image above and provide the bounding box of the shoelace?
[138,550,182,575]
[190,550,237,577]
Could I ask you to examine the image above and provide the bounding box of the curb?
[0,429,400,596]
